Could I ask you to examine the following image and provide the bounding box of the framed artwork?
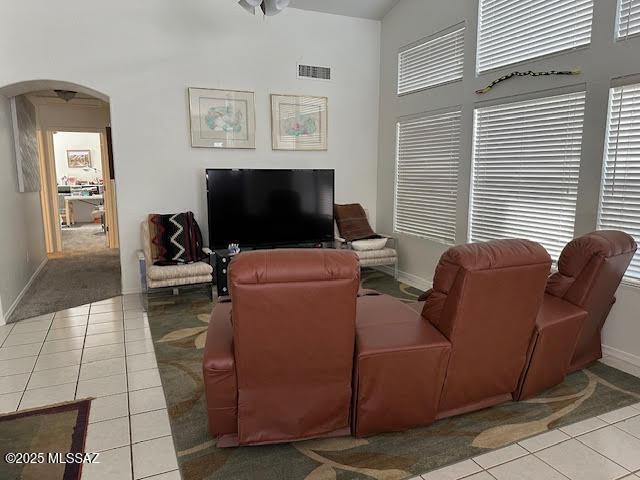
[67,150,92,168]
[271,94,328,151]
[10,95,40,192]
[188,87,256,149]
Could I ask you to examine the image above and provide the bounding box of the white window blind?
[394,108,461,244]
[470,92,586,259]
[476,0,594,73]
[398,25,465,95]
[617,0,640,39]
[598,83,640,281]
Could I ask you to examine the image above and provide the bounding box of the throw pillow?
[334,203,380,242]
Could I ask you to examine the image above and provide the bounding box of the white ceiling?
[290,0,399,20]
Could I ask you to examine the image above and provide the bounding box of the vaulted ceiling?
[290,0,399,20]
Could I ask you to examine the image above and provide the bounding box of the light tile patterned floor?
[417,356,640,480]
[3,297,640,480]
[0,295,181,480]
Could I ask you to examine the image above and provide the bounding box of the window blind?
[398,25,465,95]
[598,83,640,281]
[617,0,640,39]
[470,92,586,259]
[476,0,594,73]
[394,108,461,244]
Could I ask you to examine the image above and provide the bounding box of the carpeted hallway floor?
[9,249,122,322]
[62,222,108,255]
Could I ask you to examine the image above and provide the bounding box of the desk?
[64,194,104,225]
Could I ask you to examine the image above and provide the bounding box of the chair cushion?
[354,248,397,260]
[147,261,213,281]
[352,238,388,251]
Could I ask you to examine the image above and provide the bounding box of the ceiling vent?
[298,64,331,81]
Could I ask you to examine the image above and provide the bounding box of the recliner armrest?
[535,294,587,331]
[203,303,235,372]
[203,302,238,439]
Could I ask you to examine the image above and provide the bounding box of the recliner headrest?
[433,239,551,294]
[556,230,637,278]
[229,249,359,286]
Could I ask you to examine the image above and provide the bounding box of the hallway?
[9,249,121,322]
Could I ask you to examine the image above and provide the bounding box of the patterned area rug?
[147,270,640,480]
[0,399,91,480]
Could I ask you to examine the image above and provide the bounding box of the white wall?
[0,95,46,324]
[53,131,102,184]
[378,0,640,361]
[0,0,382,294]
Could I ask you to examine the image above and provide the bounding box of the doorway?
[0,85,122,321]
[52,131,108,255]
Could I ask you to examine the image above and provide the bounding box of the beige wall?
[53,131,103,184]
[0,0,382,294]
[378,0,640,360]
[0,95,46,324]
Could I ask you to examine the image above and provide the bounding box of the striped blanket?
[148,212,207,265]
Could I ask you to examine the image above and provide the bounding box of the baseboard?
[4,257,48,323]
[373,265,432,291]
[602,344,640,368]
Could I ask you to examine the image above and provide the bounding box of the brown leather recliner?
[547,231,637,372]
[202,249,360,447]
[353,239,552,436]
[516,230,637,400]
[423,239,552,417]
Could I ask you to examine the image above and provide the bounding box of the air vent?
[298,64,331,81]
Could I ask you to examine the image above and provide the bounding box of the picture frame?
[271,94,328,151]
[188,87,256,149]
[67,150,92,168]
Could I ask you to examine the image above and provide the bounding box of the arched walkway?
[0,80,121,322]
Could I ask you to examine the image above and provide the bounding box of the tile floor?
[416,356,640,480]
[0,295,181,480]
[3,296,640,480]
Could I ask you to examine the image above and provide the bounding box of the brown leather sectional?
[516,230,637,399]
[203,249,360,447]
[203,231,637,446]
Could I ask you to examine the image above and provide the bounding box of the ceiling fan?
[238,0,290,16]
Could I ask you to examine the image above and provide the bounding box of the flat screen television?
[206,169,335,249]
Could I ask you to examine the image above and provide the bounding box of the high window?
[398,25,465,95]
[617,0,640,40]
[476,0,594,73]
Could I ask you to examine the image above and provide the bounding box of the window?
[598,83,640,281]
[476,0,594,73]
[394,108,461,244]
[398,25,465,95]
[470,92,586,259]
[617,0,640,40]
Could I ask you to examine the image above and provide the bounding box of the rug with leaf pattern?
[147,269,640,480]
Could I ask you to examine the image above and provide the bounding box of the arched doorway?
[0,80,121,323]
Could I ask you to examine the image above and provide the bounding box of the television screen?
[206,169,335,249]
